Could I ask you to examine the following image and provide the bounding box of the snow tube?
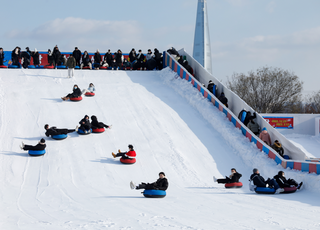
[75,66,80,69]
[35,65,44,69]
[100,66,107,69]
[85,92,95,96]
[82,66,91,69]
[225,182,243,189]
[57,65,67,69]
[28,65,36,69]
[283,155,290,159]
[77,129,92,135]
[120,157,136,164]
[28,149,46,156]
[92,127,105,133]
[45,65,54,69]
[0,65,7,68]
[8,65,21,69]
[143,190,166,198]
[281,187,297,194]
[51,134,68,140]
[70,96,82,101]
[254,187,276,194]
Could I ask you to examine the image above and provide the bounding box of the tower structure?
[193,0,212,74]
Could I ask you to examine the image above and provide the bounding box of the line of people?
[213,168,303,193]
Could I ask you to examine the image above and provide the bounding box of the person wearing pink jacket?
[259,127,271,145]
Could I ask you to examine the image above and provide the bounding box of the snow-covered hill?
[0,68,319,229]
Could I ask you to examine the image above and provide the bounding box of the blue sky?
[1,0,319,93]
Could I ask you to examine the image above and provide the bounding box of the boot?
[130,181,136,190]
[213,176,217,182]
[75,126,79,132]
[118,149,121,153]
[112,152,116,158]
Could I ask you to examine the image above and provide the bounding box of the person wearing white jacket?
[82,83,95,94]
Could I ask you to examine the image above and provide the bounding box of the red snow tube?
[0,65,7,68]
[45,65,54,69]
[70,96,82,101]
[225,182,243,189]
[100,66,108,69]
[281,187,297,194]
[82,66,91,69]
[92,127,105,133]
[85,92,95,96]
[120,157,136,164]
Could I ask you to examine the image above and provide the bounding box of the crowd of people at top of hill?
[3,45,164,71]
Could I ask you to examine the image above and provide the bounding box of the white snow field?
[0,67,320,230]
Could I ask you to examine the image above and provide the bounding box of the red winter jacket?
[126,150,136,158]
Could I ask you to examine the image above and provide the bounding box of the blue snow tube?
[8,65,21,69]
[28,65,36,69]
[35,65,44,69]
[57,65,67,69]
[77,129,92,135]
[254,187,276,194]
[143,190,166,198]
[28,150,46,156]
[51,134,68,140]
[75,66,80,69]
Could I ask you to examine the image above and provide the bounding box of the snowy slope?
[0,68,320,230]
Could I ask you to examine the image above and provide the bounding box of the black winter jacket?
[154,178,169,191]
[82,53,91,66]
[45,127,68,137]
[94,53,101,63]
[244,112,256,126]
[91,116,104,129]
[32,52,40,65]
[129,51,137,62]
[70,87,82,98]
[229,172,242,183]
[73,49,82,61]
[250,173,267,187]
[274,175,290,188]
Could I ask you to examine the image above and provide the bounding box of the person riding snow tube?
[112,144,136,164]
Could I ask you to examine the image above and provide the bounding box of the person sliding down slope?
[213,168,242,184]
[90,115,111,129]
[61,84,82,101]
[79,115,92,133]
[130,172,169,191]
[250,168,284,193]
[273,171,303,190]
[44,124,78,137]
[20,138,46,151]
[112,144,136,160]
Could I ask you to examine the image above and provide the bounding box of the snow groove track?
[0,68,320,230]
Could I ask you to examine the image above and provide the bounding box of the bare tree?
[227,67,303,113]
[305,90,320,113]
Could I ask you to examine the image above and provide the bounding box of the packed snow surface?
[0,68,319,230]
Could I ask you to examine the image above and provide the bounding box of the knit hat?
[159,172,165,176]
[253,168,258,173]
[40,138,46,144]
[262,127,267,131]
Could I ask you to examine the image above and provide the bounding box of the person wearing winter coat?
[44,124,77,137]
[273,171,303,189]
[32,48,40,67]
[271,140,284,157]
[53,46,61,67]
[207,80,216,95]
[153,48,162,70]
[114,49,124,69]
[72,47,82,66]
[218,92,228,108]
[61,84,82,101]
[133,50,146,70]
[93,50,102,69]
[247,118,260,135]
[0,47,4,66]
[213,168,242,184]
[90,115,111,129]
[47,49,54,66]
[81,83,95,95]
[81,51,92,69]
[259,127,271,145]
[104,49,113,67]
[146,49,153,61]
[21,47,32,68]
[250,168,283,193]
[129,48,137,63]
[130,172,169,191]
[11,46,21,67]
[112,144,136,160]
[20,138,46,151]
[79,115,92,133]
[66,54,76,78]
